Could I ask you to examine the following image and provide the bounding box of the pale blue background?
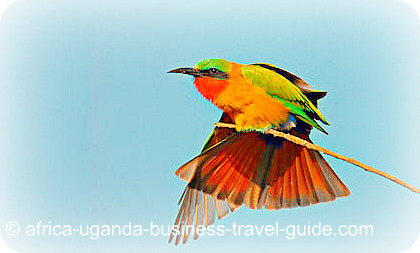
[0,0,419,252]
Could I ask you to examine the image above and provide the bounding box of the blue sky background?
[0,0,419,252]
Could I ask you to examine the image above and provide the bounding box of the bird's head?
[168,59,233,102]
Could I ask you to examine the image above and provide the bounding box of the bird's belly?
[214,86,289,131]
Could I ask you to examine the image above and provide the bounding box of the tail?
[169,114,349,244]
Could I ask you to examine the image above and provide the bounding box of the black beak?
[167,67,203,77]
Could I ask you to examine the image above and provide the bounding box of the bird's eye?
[209,68,218,74]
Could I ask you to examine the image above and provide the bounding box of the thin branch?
[214,122,420,194]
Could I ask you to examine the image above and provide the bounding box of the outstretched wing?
[242,63,329,133]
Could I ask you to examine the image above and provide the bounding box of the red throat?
[193,77,228,102]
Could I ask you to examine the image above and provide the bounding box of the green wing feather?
[273,97,328,134]
[242,64,329,133]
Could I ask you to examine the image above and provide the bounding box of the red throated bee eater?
[168,59,349,244]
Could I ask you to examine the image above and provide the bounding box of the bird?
[167,59,350,244]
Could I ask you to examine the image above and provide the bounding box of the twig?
[214,122,420,194]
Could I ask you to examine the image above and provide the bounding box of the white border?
[399,1,420,251]
[0,0,418,252]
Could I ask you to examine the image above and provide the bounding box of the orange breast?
[213,63,290,131]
